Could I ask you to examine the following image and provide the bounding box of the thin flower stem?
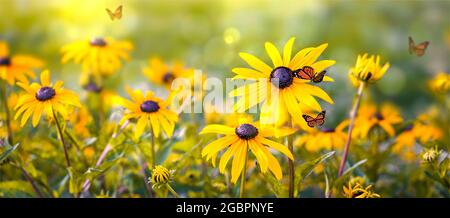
[166,184,180,198]
[150,125,156,169]
[338,81,366,177]
[81,120,129,193]
[0,82,13,145]
[239,141,249,198]
[52,109,71,168]
[288,121,295,198]
[11,162,44,198]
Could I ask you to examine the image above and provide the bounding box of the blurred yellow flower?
[61,37,133,79]
[421,146,440,163]
[229,37,335,129]
[353,103,403,139]
[428,72,450,94]
[349,53,390,85]
[14,70,81,127]
[119,88,179,138]
[343,181,380,198]
[143,57,194,88]
[0,41,43,85]
[295,120,348,151]
[393,122,442,162]
[200,116,294,183]
[69,106,93,138]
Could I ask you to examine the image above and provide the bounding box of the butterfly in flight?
[302,111,326,128]
[408,36,429,57]
[106,5,123,21]
[293,66,327,83]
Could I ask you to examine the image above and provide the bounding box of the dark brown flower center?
[163,72,175,84]
[36,86,56,101]
[0,56,11,66]
[321,127,335,133]
[235,123,258,140]
[374,112,384,120]
[270,66,294,89]
[83,81,103,93]
[403,124,413,131]
[90,38,107,47]
[140,100,160,113]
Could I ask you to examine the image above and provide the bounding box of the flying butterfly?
[106,5,123,21]
[408,36,429,57]
[293,66,327,83]
[302,111,326,128]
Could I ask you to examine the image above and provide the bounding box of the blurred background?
[0,0,449,124]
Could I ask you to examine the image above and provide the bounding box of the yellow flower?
[0,93,20,138]
[69,106,92,138]
[429,72,450,94]
[353,103,403,139]
[151,165,174,185]
[421,146,440,163]
[349,53,390,85]
[200,116,294,183]
[393,122,442,162]
[295,120,348,152]
[143,57,194,88]
[119,88,179,138]
[229,37,335,129]
[14,70,81,127]
[0,41,43,85]
[343,181,380,198]
[61,37,133,78]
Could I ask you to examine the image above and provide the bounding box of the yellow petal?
[265,42,283,67]
[135,115,148,139]
[200,124,235,135]
[283,37,295,66]
[256,136,294,160]
[239,52,272,75]
[231,141,248,183]
[40,70,51,87]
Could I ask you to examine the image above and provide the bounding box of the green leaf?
[67,167,81,195]
[0,180,35,196]
[260,172,285,198]
[295,151,335,182]
[324,171,330,198]
[83,154,123,181]
[333,159,368,187]
[157,140,176,165]
[343,159,367,176]
[0,143,19,164]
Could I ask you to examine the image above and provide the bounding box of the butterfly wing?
[408,36,415,54]
[106,8,115,20]
[312,71,327,83]
[414,41,429,56]
[302,114,315,122]
[315,111,326,126]
[115,5,123,19]
[296,66,315,80]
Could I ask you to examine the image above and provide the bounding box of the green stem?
[166,184,180,198]
[52,109,71,168]
[239,141,249,198]
[150,125,156,169]
[338,81,365,177]
[287,122,295,198]
[0,81,13,145]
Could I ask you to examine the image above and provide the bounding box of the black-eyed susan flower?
[353,103,403,139]
[14,70,81,127]
[429,72,450,94]
[0,41,43,86]
[349,53,390,85]
[343,181,380,198]
[229,37,335,129]
[295,120,348,152]
[393,122,442,162]
[149,165,179,198]
[143,57,194,88]
[200,116,294,184]
[61,37,133,79]
[119,88,179,139]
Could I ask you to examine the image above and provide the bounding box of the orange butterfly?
[106,5,123,21]
[409,36,429,57]
[293,66,327,83]
[302,111,326,128]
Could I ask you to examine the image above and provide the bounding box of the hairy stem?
[52,109,71,168]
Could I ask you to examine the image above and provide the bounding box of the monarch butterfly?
[302,111,326,128]
[408,36,429,57]
[106,5,123,21]
[293,66,327,83]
